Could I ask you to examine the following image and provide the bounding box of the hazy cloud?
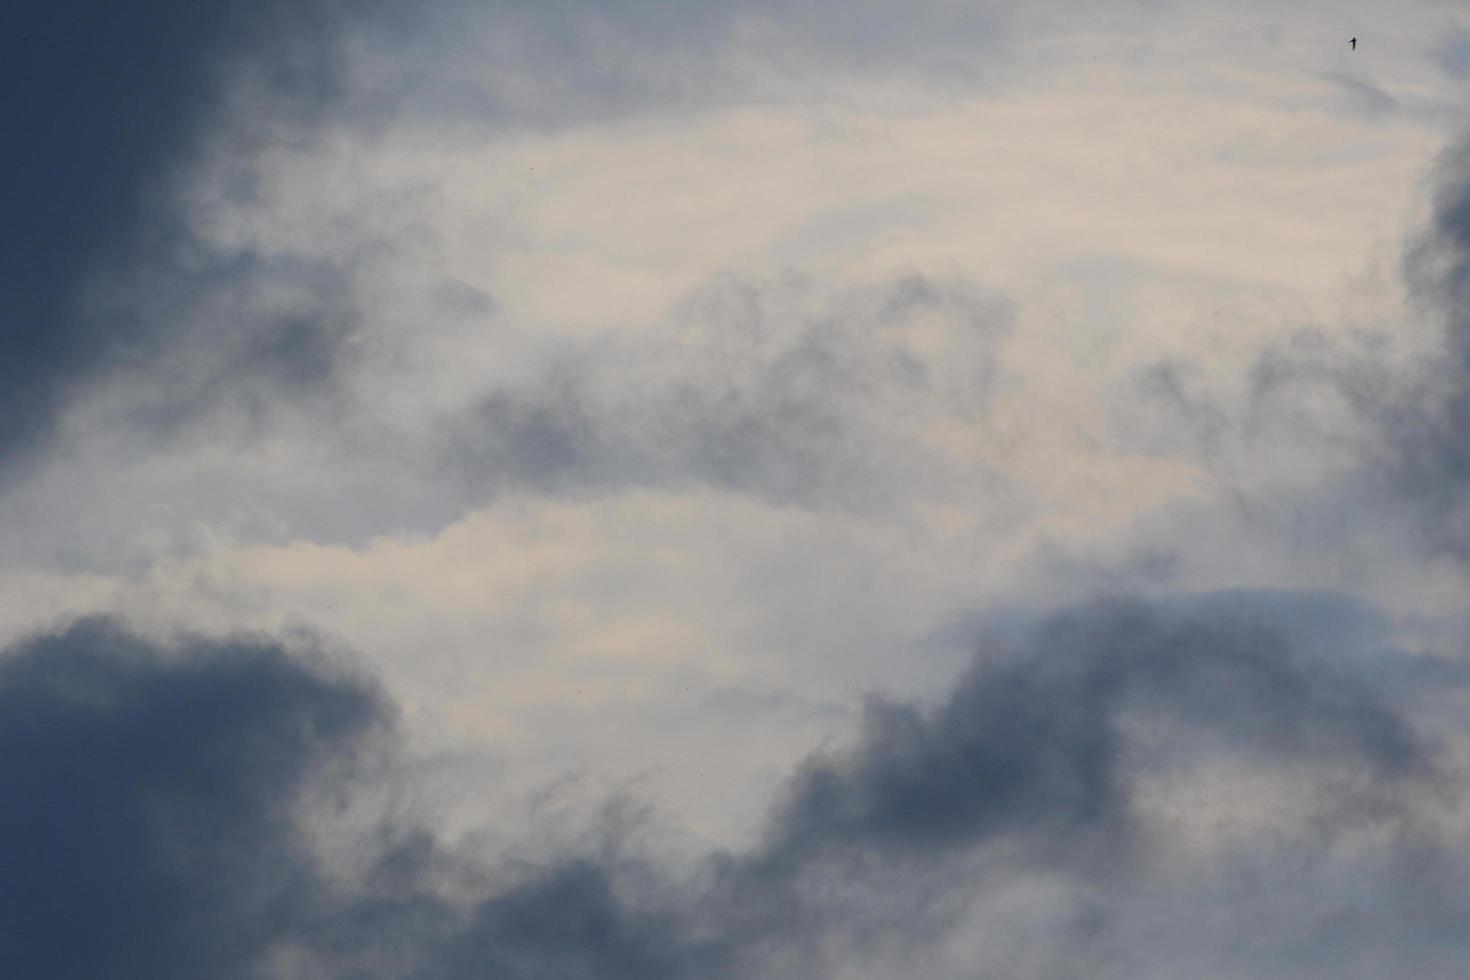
[1432,30,1470,80]
[1115,131,1470,564]
[451,273,1010,510]
[0,0,1021,477]
[1392,132,1470,557]
[1318,70,1401,119]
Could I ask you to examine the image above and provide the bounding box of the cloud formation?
[450,272,1010,510]
[0,618,701,980]
[0,617,386,979]
[10,4,1470,978]
[761,595,1425,867]
[0,0,1021,479]
[1,0,385,472]
[1392,132,1470,556]
[4,596,1462,978]
[1120,130,1470,565]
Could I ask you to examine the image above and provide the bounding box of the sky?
[6,1,1470,976]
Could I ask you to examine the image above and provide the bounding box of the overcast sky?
[7,2,1470,977]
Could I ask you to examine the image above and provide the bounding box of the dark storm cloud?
[451,273,1010,509]
[3,595,1462,979]
[754,595,1427,871]
[418,861,705,980]
[0,617,388,979]
[1,0,387,472]
[682,592,1461,976]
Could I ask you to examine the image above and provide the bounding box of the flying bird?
[1350,37,1357,50]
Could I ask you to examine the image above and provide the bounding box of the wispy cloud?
[449,272,1010,510]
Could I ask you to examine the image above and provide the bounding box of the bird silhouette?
[1350,37,1357,50]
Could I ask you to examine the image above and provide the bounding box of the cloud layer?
[5,597,1463,979]
[9,1,1470,977]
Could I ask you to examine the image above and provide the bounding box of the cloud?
[449,272,1010,510]
[1317,70,1402,119]
[376,1,1014,131]
[1432,29,1470,80]
[709,593,1470,978]
[0,0,1024,479]
[1391,132,1470,557]
[0,617,388,979]
[745,592,1432,878]
[701,592,1463,976]
[0,594,1464,977]
[14,7,1470,975]
[413,861,701,980]
[0,0,389,473]
[1111,130,1470,568]
[0,616,705,980]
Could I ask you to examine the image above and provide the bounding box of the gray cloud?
[14,7,1470,977]
[2,593,1466,977]
[0,0,1029,482]
[0,0,398,476]
[1391,133,1470,557]
[450,272,1010,510]
[751,592,1430,869]
[0,0,1031,563]
[702,593,1466,978]
[1114,132,1470,564]
[1432,29,1470,80]
[0,617,388,979]
[697,592,1463,977]
[418,861,703,980]
[0,617,709,980]
[374,1,1014,132]
[1317,70,1401,119]
[0,268,1010,574]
